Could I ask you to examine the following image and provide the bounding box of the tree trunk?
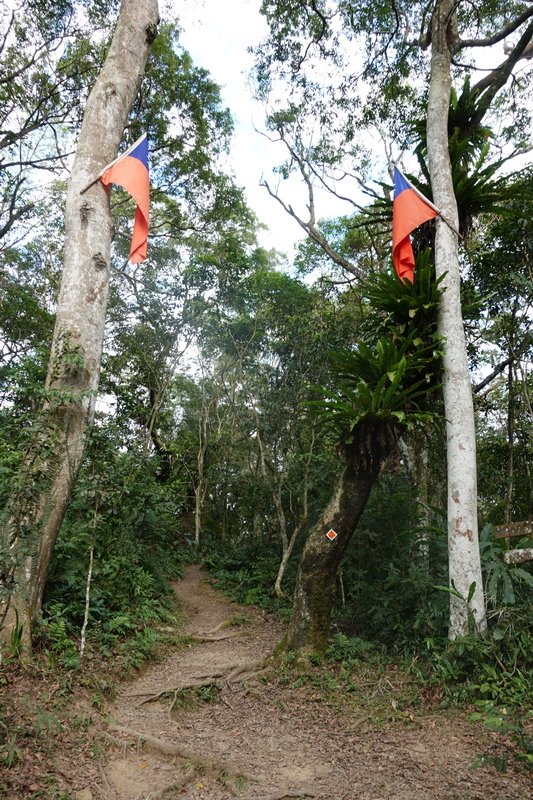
[273,426,315,597]
[283,420,401,654]
[401,427,430,563]
[426,0,487,638]
[194,396,210,548]
[274,520,300,598]
[505,314,518,524]
[0,0,159,650]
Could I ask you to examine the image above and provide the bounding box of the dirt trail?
[97,565,530,800]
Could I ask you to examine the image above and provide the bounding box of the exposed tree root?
[109,726,187,758]
[108,724,248,782]
[226,658,269,685]
[239,791,315,800]
[105,705,310,800]
[145,765,196,799]
[130,677,221,705]
[198,619,232,635]
[127,660,272,710]
[191,631,240,642]
[242,686,266,702]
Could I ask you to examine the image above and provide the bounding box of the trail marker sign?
[326,529,338,541]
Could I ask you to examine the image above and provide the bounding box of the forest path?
[100,564,530,800]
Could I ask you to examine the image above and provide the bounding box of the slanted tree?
[0,0,160,650]
[282,260,444,652]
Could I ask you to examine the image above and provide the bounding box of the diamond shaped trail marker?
[326,529,338,541]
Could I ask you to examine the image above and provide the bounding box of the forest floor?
[2,564,532,799]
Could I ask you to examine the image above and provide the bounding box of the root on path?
[145,765,196,799]
[191,632,240,642]
[125,659,272,710]
[226,658,269,685]
[239,791,316,800]
[129,677,223,705]
[108,724,247,786]
[106,724,311,799]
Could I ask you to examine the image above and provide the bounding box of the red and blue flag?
[100,134,149,263]
[392,166,438,283]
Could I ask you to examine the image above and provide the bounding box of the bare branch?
[306,161,365,210]
[0,176,34,240]
[473,335,532,394]
[458,5,533,50]
[0,11,15,58]
[467,18,533,129]
[261,177,363,279]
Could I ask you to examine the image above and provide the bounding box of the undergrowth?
[202,536,295,620]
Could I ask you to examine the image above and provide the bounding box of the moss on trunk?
[283,418,402,654]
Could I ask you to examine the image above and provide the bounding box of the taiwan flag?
[392,166,439,283]
[100,134,149,263]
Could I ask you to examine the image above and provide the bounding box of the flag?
[392,165,438,283]
[100,134,149,263]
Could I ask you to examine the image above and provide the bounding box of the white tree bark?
[1,0,159,649]
[426,0,487,638]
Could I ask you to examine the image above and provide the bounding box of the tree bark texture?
[0,0,159,648]
[273,426,316,597]
[426,0,487,638]
[283,420,402,654]
[503,548,533,565]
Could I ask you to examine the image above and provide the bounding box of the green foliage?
[203,538,294,619]
[9,610,24,659]
[411,77,533,238]
[471,703,533,772]
[326,633,377,666]
[417,600,532,712]
[361,251,445,340]
[317,332,440,440]
[480,524,533,608]
[38,424,185,664]
[337,476,450,646]
[312,257,443,445]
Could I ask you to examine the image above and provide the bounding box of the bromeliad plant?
[313,255,444,446]
[321,332,440,446]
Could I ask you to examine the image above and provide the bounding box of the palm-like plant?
[312,256,443,453]
[411,77,527,238]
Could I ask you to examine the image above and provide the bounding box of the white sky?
[175,0,347,258]
[175,0,533,262]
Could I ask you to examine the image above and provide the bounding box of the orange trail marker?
[326,529,338,541]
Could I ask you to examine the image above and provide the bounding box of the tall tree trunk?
[283,420,402,654]
[505,309,518,525]
[274,426,315,597]
[194,394,210,548]
[426,0,486,638]
[401,427,430,563]
[0,0,159,649]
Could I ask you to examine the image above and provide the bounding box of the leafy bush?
[40,423,186,664]
[326,633,377,667]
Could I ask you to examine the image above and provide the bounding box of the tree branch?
[261,178,363,278]
[473,335,532,394]
[469,17,533,109]
[458,5,533,50]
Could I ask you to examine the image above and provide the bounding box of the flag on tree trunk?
[100,134,149,263]
[392,166,438,283]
